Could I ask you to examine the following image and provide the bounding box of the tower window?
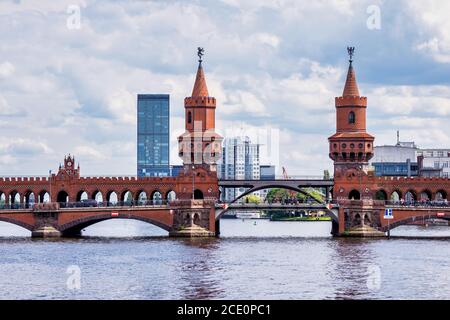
[188,111,192,124]
[348,111,356,124]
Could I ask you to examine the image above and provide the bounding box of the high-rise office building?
[219,136,261,202]
[137,94,170,177]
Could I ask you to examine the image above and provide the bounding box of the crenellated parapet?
[335,96,367,107]
[184,96,216,108]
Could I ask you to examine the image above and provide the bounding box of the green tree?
[244,194,261,204]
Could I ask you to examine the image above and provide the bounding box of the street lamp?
[358,164,363,201]
[49,170,52,204]
[192,165,195,200]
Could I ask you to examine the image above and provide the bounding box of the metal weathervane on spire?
[347,46,355,64]
[197,47,205,64]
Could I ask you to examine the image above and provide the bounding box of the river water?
[0,219,449,300]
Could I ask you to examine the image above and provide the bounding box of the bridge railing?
[0,200,172,211]
[384,200,450,208]
[219,176,333,181]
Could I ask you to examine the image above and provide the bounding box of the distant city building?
[417,149,450,178]
[371,133,419,177]
[170,165,183,177]
[260,165,276,180]
[218,136,261,202]
[371,132,450,178]
[137,94,170,177]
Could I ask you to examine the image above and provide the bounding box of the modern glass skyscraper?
[137,94,170,177]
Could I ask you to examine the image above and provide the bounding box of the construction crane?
[282,167,297,198]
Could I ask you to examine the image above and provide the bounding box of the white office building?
[218,136,261,202]
[417,149,450,178]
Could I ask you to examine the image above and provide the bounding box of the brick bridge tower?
[171,48,223,237]
[329,47,384,237]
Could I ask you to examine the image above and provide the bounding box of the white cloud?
[407,1,450,62]
[0,62,15,78]
[0,0,449,177]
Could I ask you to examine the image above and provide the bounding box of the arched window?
[194,189,204,200]
[348,111,356,124]
[348,190,361,200]
[188,111,192,124]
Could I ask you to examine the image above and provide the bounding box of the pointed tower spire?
[191,47,209,97]
[342,47,360,97]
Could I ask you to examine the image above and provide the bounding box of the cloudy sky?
[0,0,450,176]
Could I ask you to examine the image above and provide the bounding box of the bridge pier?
[32,207,62,238]
[32,226,61,238]
[336,201,386,238]
[169,200,216,238]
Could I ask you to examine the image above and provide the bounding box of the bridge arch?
[228,185,324,205]
[59,213,172,235]
[0,217,34,231]
[382,213,450,232]
[216,184,331,221]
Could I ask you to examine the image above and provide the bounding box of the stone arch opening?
[375,190,388,201]
[435,190,447,201]
[107,191,118,205]
[194,189,204,200]
[0,192,5,207]
[390,190,401,202]
[121,191,133,204]
[24,191,35,208]
[193,213,200,226]
[57,190,69,204]
[136,191,148,204]
[353,213,361,227]
[166,190,177,202]
[76,191,88,202]
[419,190,432,202]
[92,191,103,203]
[364,214,371,226]
[405,190,417,203]
[151,191,163,205]
[39,190,50,203]
[344,211,351,229]
[348,190,361,200]
[9,191,20,206]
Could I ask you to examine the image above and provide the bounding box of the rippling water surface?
[0,219,449,300]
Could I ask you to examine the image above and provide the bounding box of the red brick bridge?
[1,48,450,238]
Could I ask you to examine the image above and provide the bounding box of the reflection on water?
[0,219,449,299]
